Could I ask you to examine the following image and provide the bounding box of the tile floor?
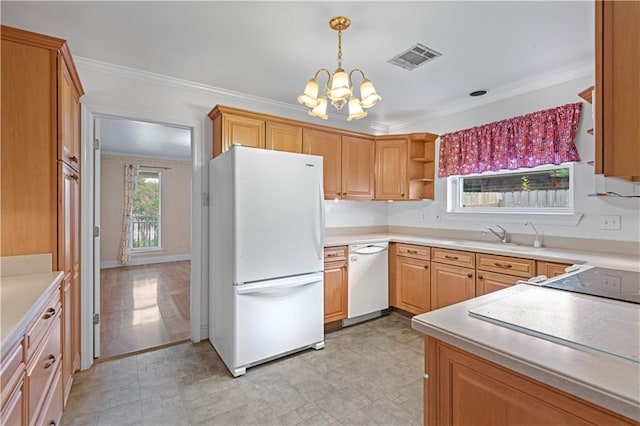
[62,313,424,425]
[100,261,190,358]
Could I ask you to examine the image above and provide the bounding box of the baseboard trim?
[100,254,191,269]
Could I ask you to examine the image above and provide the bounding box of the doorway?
[95,116,193,359]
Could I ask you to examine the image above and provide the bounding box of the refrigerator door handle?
[236,274,322,295]
[317,182,325,260]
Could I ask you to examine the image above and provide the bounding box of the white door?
[233,273,324,372]
[93,118,101,357]
[234,148,324,283]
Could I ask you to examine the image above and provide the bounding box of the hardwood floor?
[100,261,190,359]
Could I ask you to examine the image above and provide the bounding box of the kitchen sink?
[450,240,542,252]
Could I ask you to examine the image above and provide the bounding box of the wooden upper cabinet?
[223,114,265,151]
[59,58,81,171]
[595,1,640,181]
[303,129,342,199]
[265,121,303,153]
[341,135,375,200]
[375,138,407,200]
[375,133,437,200]
[210,106,266,156]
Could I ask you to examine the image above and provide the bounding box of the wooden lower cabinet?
[476,271,521,296]
[430,262,475,310]
[323,246,348,323]
[396,255,431,315]
[425,336,636,426]
[0,377,24,426]
[537,261,571,278]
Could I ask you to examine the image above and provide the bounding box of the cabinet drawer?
[397,243,430,260]
[26,289,61,359]
[324,246,347,262]
[0,339,24,408]
[27,314,61,424]
[476,253,535,278]
[536,261,571,278]
[431,248,475,268]
[476,271,521,296]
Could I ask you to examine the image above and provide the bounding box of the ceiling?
[1,1,594,158]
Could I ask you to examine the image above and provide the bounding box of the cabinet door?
[0,377,24,426]
[59,60,81,171]
[341,135,375,200]
[396,256,430,315]
[265,121,303,153]
[427,338,633,426]
[430,263,475,310]
[222,114,265,151]
[59,162,79,401]
[375,138,407,200]
[536,261,571,278]
[476,271,519,296]
[302,129,342,199]
[596,1,640,180]
[323,260,348,323]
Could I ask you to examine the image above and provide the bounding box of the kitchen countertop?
[0,254,63,352]
[411,284,640,421]
[324,232,640,272]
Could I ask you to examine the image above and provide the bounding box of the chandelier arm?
[348,69,367,89]
[313,68,332,83]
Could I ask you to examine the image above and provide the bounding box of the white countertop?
[411,284,640,421]
[0,271,63,351]
[324,232,640,272]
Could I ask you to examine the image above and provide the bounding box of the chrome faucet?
[484,225,510,243]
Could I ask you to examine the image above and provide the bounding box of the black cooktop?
[541,267,640,304]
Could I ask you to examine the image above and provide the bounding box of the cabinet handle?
[70,155,78,163]
[44,354,57,369]
[401,193,405,197]
[407,250,418,254]
[49,421,57,426]
[444,255,459,260]
[424,265,429,269]
[494,262,512,269]
[326,253,338,257]
[43,307,56,319]
[467,273,473,278]
[478,275,484,279]
[342,192,347,195]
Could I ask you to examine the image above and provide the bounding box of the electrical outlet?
[599,215,621,230]
[435,213,441,222]
[363,212,370,220]
[420,213,426,221]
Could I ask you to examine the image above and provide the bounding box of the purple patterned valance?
[438,103,582,178]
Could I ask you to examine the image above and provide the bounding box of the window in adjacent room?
[131,169,161,250]
[447,163,574,213]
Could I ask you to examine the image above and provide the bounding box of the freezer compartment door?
[233,273,324,368]
[233,147,324,283]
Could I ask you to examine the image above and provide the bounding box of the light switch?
[599,215,621,230]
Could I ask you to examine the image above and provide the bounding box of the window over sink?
[447,163,574,213]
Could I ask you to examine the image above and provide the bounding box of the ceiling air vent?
[387,43,442,71]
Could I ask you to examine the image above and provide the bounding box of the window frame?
[446,163,575,214]
[130,168,162,252]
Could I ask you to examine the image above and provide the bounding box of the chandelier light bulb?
[308,97,328,120]
[297,78,320,108]
[359,79,381,109]
[347,98,367,121]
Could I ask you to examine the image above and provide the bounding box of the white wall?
[388,76,640,244]
[325,200,388,228]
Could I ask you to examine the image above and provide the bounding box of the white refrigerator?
[209,145,325,377]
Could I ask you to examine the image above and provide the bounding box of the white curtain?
[119,163,139,264]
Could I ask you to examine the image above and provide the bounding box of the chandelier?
[297,16,381,121]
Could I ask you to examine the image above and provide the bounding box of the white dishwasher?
[347,242,389,321]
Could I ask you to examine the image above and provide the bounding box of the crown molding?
[74,56,389,133]
[388,61,594,133]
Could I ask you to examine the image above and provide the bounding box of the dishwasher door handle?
[351,245,388,255]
